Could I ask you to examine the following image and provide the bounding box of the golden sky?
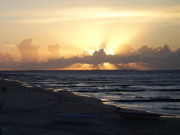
[0,0,180,70]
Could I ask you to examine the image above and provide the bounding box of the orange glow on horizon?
[124,63,152,70]
[61,63,119,70]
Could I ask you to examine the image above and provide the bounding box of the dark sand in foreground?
[0,79,180,135]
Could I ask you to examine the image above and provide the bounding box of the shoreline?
[0,79,180,134]
[1,70,180,116]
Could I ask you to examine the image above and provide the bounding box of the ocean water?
[1,70,180,116]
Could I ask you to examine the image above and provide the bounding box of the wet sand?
[0,79,180,135]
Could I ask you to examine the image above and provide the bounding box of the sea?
[0,70,180,116]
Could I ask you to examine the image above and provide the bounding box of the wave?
[106,98,180,102]
[152,89,180,91]
[75,89,145,93]
[162,107,180,110]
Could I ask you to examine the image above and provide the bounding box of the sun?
[107,48,115,55]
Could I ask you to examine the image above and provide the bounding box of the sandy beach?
[0,79,180,135]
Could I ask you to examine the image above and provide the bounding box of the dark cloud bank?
[0,39,180,70]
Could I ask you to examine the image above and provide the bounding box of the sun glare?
[88,50,95,55]
[61,63,118,70]
[107,48,115,55]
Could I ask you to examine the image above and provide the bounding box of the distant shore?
[0,79,180,135]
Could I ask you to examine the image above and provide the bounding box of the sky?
[0,0,180,70]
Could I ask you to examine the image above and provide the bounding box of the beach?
[0,79,180,135]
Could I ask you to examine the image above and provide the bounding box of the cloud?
[3,7,178,24]
[17,39,40,62]
[114,44,135,56]
[0,39,180,70]
[0,51,19,69]
[135,45,180,69]
[48,44,60,59]
[80,50,90,57]
[165,6,180,15]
